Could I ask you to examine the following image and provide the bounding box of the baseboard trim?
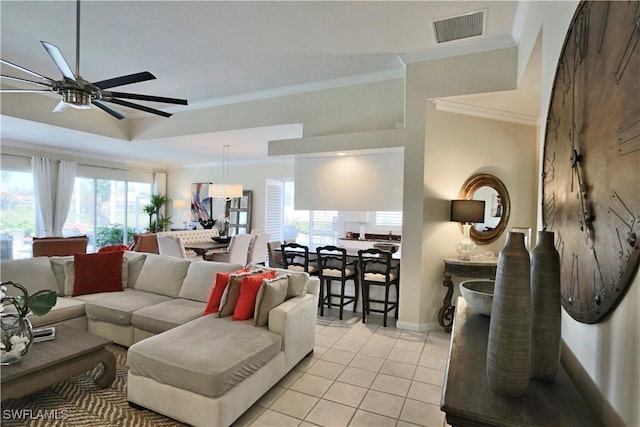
[396,320,442,332]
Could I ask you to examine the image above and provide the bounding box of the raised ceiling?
[1,1,533,168]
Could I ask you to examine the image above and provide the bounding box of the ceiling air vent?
[433,10,485,44]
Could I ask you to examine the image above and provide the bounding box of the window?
[279,180,338,245]
[65,178,151,252]
[265,179,284,241]
[268,179,400,247]
[0,170,36,260]
[375,211,403,227]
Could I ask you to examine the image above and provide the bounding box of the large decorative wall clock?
[542,0,640,323]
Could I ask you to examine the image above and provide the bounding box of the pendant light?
[209,145,243,198]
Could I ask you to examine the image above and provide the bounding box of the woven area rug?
[1,345,189,427]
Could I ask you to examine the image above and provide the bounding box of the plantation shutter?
[265,179,283,241]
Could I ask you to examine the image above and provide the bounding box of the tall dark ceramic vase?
[486,231,531,397]
[530,230,561,381]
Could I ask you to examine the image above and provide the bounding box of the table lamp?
[450,199,485,260]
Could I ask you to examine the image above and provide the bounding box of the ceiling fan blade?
[41,41,76,82]
[104,91,188,105]
[93,71,156,90]
[104,98,172,118]
[0,89,52,93]
[92,100,125,120]
[1,74,53,88]
[1,59,55,83]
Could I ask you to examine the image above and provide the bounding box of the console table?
[438,257,497,332]
[441,298,600,427]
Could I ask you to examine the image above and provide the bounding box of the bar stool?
[316,245,359,320]
[281,243,318,274]
[358,248,400,327]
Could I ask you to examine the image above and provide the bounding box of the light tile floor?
[232,309,452,427]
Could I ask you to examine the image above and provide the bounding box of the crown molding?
[432,99,538,126]
[400,34,516,65]
[179,68,405,112]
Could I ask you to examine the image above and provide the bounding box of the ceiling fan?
[0,0,187,120]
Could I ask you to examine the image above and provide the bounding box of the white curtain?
[32,157,54,237]
[54,160,77,236]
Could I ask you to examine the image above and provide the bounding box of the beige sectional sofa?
[0,252,319,426]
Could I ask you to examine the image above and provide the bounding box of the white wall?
[419,107,537,324]
[294,151,403,211]
[398,47,519,331]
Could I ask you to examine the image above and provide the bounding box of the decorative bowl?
[212,236,231,243]
[459,280,494,316]
[372,243,399,253]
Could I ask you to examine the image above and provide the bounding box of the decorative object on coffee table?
[530,230,561,381]
[1,281,57,365]
[486,231,530,397]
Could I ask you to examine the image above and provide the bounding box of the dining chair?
[316,245,359,320]
[205,233,253,265]
[32,235,88,257]
[358,248,400,327]
[156,234,190,259]
[267,240,285,268]
[246,232,271,265]
[130,233,159,254]
[281,242,318,274]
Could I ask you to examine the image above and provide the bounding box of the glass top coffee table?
[1,324,115,400]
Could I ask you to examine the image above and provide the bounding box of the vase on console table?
[530,230,561,381]
[486,231,530,397]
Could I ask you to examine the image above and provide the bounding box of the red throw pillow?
[98,244,129,253]
[232,270,277,321]
[203,268,250,315]
[73,251,124,296]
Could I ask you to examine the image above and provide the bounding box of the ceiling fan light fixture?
[61,88,91,109]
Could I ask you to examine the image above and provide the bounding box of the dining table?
[184,241,230,259]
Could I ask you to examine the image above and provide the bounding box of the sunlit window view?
[275,180,402,247]
[0,170,36,260]
[0,170,152,258]
[66,178,151,252]
[282,181,337,246]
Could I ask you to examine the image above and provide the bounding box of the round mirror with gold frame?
[458,174,510,245]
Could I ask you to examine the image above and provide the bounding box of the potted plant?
[1,281,57,365]
[143,194,172,233]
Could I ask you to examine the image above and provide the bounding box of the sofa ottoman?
[128,315,282,397]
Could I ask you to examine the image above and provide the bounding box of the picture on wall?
[191,182,213,221]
